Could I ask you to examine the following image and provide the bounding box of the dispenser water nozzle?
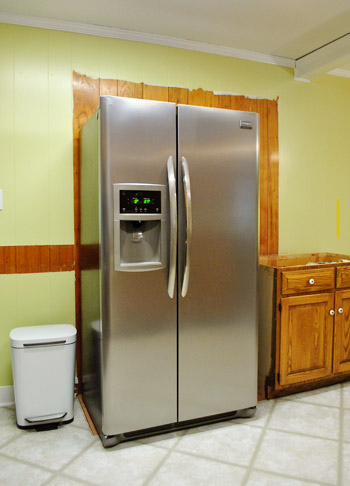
[131,231,143,243]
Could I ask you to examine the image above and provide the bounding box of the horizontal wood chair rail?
[0,245,75,274]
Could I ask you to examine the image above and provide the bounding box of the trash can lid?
[10,324,77,348]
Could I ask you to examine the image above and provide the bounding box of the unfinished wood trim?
[117,80,143,98]
[168,87,188,104]
[0,246,16,274]
[49,245,75,272]
[0,245,75,274]
[188,87,213,106]
[72,73,279,257]
[77,394,98,435]
[100,78,118,96]
[143,84,169,101]
[73,72,101,394]
[16,245,50,273]
[266,99,279,254]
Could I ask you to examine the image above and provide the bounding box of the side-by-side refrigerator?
[81,96,259,447]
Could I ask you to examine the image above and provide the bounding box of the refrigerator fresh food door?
[100,96,177,435]
[177,105,259,421]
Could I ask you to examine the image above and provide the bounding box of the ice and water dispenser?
[113,184,166,271]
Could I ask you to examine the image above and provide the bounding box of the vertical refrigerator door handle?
[167,156,177,298]
[181,156,192,297]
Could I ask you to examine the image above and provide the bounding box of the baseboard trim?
[0,386,15,407]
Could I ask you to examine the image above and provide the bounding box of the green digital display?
[120,190,161,214]
[132,197,151,205]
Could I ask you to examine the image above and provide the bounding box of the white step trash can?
[10,324,77,430]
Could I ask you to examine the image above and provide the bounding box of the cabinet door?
[333,290,350,373]
[280,293,334,386]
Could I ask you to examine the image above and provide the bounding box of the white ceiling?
[1,0,350,79]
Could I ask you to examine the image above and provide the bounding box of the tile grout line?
[139,417,343,471]
[241,399,277,486]
[252,466,335,486]
[141,433,185,486]
[280,398,342,410]
[120,396,345,480]
[69,421,94,432]
[265,425,341,442]
[38,398,98,484]
[41,434,99,486]
[0,430,26,451]
[337,384,344,486]
[0,430,98,485]
[146,443,250,470]
[0,449,62,475]
[1,387,348,485]
[44,471,98,486]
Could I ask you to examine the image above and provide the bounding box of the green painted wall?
[0,23,349,386]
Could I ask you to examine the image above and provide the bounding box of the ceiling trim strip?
[0,12,295,68]
[327,69,350,78]
[295,33,350,80]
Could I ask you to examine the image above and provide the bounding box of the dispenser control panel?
[119,190,161,214]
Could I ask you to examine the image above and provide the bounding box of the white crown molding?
[328,68,350,78]
[0,12,295,68]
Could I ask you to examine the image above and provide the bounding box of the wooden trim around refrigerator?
[72,71,280,391]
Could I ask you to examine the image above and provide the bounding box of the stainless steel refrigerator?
[81,96,259,447]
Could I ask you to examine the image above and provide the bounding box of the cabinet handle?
[330,310,335,316]
[338,308,344,314]
[309,278,315,285]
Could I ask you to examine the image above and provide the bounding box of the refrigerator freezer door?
[177,105,259,421]
[100,96,177,435]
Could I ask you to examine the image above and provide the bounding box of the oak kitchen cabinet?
[259,253,350,399]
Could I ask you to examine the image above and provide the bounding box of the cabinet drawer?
[336,266,350,289]
[281,268,335,295]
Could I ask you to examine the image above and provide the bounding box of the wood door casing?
[280,293,334,386]
[333,290,350,373]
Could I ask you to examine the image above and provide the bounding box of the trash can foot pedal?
[25,412,67,424]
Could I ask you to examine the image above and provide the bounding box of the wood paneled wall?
[72,71,279,256]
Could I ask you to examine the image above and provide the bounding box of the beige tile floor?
[0,382,349,486]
